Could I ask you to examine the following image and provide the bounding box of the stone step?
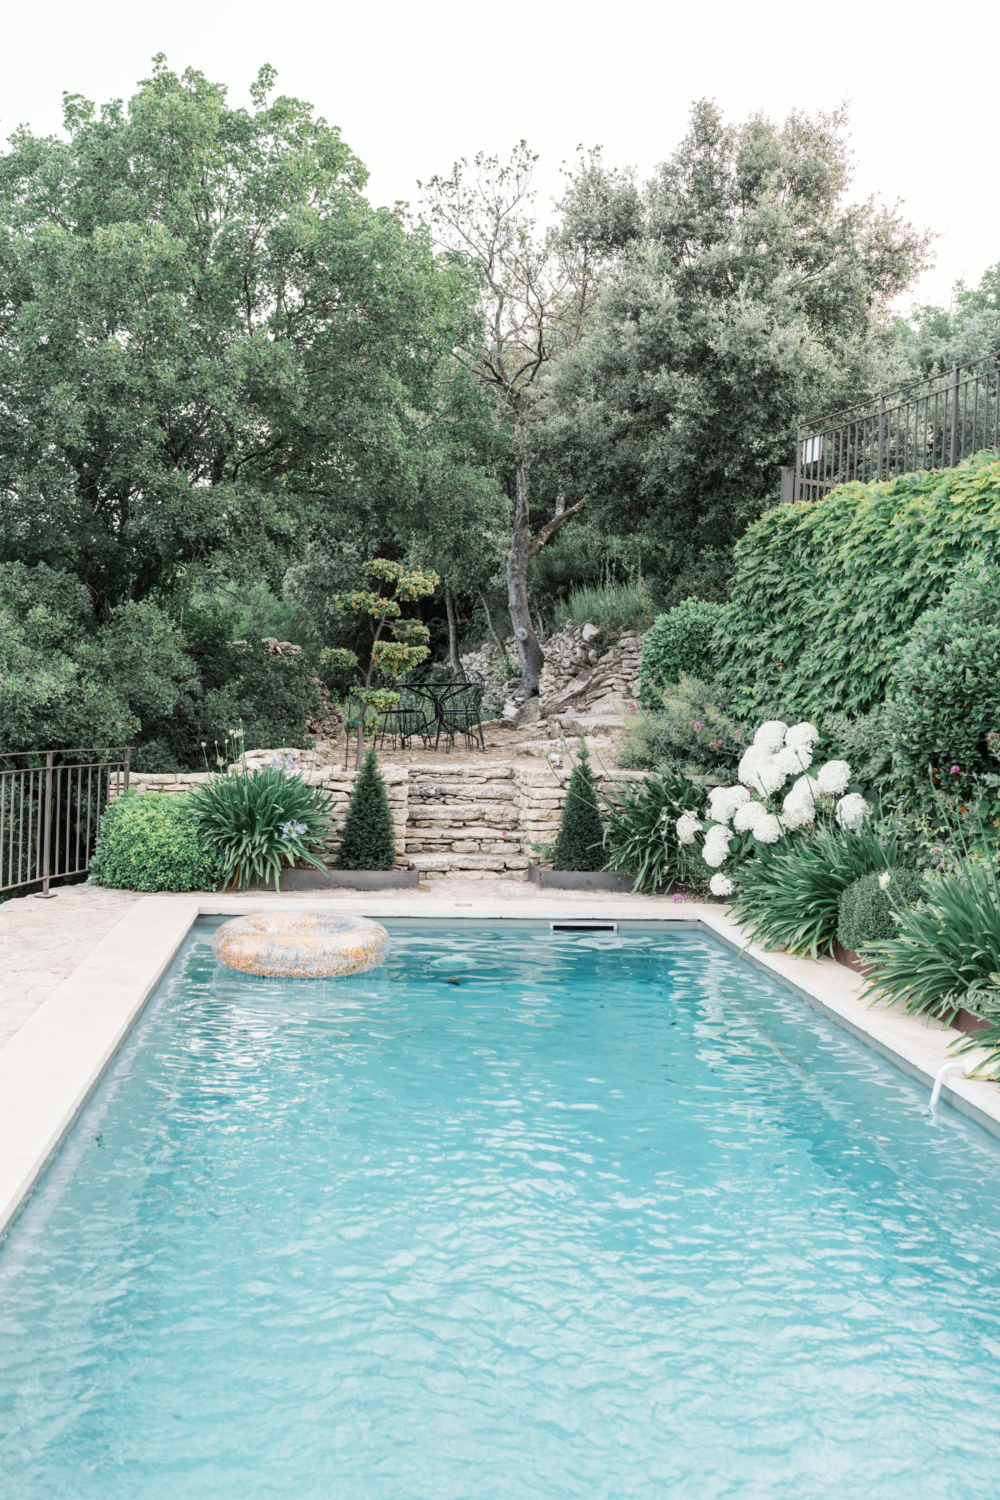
[408,852,529,873]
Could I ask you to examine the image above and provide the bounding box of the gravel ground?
[0,883,142,1051]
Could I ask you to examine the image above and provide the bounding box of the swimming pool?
[2,918,1000,1497]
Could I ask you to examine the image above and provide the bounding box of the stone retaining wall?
[121,751,650,884]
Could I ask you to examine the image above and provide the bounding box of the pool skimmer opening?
[549,922,618,934]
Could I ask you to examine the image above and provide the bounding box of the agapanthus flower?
[709,872,735,898]
[835,793,870,832]
[280,820,309,839]
[676,811,703,846]
[817,759,851,795]
[753,720,788,753]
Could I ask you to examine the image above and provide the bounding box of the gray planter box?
[527,863,635,893]
[248,867,419,893]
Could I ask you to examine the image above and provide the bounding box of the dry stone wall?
[121,750,649,884]
[461,624,645,721]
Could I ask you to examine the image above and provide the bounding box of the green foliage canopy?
[715,453,1000,720]
[0,58,481,610]
[638,600,722,708]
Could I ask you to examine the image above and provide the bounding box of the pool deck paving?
[1,880,998,1243]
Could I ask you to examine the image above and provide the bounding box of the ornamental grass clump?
[729,822,908,959]
[603,765,707,894]
[90,791,225,893]
[337,748,397,871]
[189,758,333,892]
[551,745,605,872]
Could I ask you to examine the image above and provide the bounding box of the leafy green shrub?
[837,868,925,952]
[868,818,1000,1021]
[552,580,655,635]
[189,763,333,891]
[885,565,1000,794]
[615,676,747,773]
[730,822,908,958]
[337,749,397,871]
[639,599,723,708]
[90,792,224,893]
[552,746,605,871]
[603,767,707,894]
[714,452,1000,720]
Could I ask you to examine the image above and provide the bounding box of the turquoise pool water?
[3,920,1000,1497]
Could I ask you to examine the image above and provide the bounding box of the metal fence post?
[795,424,802,501]
[877,396,885,482]
[124,745,131,793]
[950,365,960,467]
[34,751,56,900]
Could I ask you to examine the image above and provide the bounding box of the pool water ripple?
[3,923,1000,1497]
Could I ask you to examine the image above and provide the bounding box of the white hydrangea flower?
[774,744,813,775]
[753,720,788,753]
[702,825,733,867]
[784,721,820,751]
[750,760,788,798]
[676,811,703,846]
[737,745,771,787]
[754,814,784,844]
[710,872,735,898]
[707,784,751,824]
[790,773,817,804]
[836,792,870,831]
[817,759,852,796]
[780,795,815,831]
[733,799,769,832]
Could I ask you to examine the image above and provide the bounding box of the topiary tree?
[320,558,439,769]
[337,748,397,871]
[885,564,1000,798]
[552,745,605,871]
[639,599,722,709]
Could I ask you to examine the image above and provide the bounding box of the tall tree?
[419,145,610,700]
[0,58,480,612]
[546,101,932,601]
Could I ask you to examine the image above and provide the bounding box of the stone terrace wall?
[120,751,649,884]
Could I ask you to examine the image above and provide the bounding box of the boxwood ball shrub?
[90,791,224,893]
[638,599,723,709]
[837,868,925,953]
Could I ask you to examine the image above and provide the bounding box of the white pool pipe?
[930,1061,966,1110]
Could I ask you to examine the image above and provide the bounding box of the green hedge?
[639,598,723,708]
[90,791,224,892]
[714,451,1000,719]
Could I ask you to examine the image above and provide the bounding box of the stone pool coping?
[1,892,996,1243]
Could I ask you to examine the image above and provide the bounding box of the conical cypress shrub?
[552,745,605,871]
[337,748,397,870]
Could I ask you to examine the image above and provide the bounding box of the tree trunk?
[478,588,506,657]
[507,452,544,699]
[445,587,467,680]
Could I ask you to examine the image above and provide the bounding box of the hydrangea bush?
[682,717,872,896]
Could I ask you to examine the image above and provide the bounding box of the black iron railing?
[0,748,130,898]
[789,350,1000,503]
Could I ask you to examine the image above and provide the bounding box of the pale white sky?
[3,0,997,311]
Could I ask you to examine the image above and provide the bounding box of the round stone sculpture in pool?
[212,912,390,979]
